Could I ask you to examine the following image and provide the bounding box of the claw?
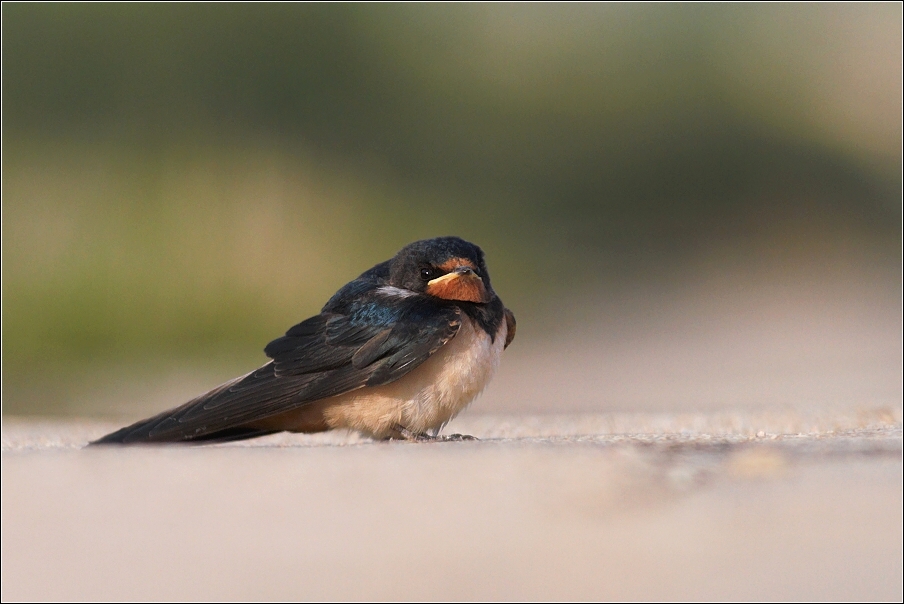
[441,433,478,441]
[390,425,478,442]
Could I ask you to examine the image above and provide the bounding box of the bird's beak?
[427,267,490,303]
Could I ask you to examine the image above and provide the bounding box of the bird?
[91,236,515,445]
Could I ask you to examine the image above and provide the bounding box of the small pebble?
[756,430,766,438]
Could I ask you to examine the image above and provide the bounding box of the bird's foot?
[391,425,437,442]
[390,425,478,442]
[439,433,478,441]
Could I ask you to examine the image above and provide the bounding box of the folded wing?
[91,293,461,444]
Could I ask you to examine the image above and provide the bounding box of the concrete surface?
[2,409,901,600]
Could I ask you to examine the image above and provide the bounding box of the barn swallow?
[91,237,515,445]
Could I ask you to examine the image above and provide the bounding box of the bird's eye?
[420,268,435,280]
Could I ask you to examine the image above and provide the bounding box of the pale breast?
[320,315,507,438]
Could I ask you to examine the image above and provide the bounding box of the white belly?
[322,315,507,438]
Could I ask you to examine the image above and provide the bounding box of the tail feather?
[90,425,280,446]
[88,364,292,445]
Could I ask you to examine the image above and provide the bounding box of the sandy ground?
[3,269,901,599]
[2,410,901,601]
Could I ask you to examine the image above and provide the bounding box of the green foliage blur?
[2,4,901,414]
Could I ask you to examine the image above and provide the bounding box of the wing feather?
[91,291,461,444]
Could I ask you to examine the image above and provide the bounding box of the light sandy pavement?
[2,409,901,601]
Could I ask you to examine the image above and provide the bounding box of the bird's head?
[388,236,495,304]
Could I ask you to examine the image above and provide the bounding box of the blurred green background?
[2,4,901,417]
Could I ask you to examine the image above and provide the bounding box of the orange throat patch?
[426,260,488,303]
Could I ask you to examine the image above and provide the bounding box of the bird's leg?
[391,424,437,442]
